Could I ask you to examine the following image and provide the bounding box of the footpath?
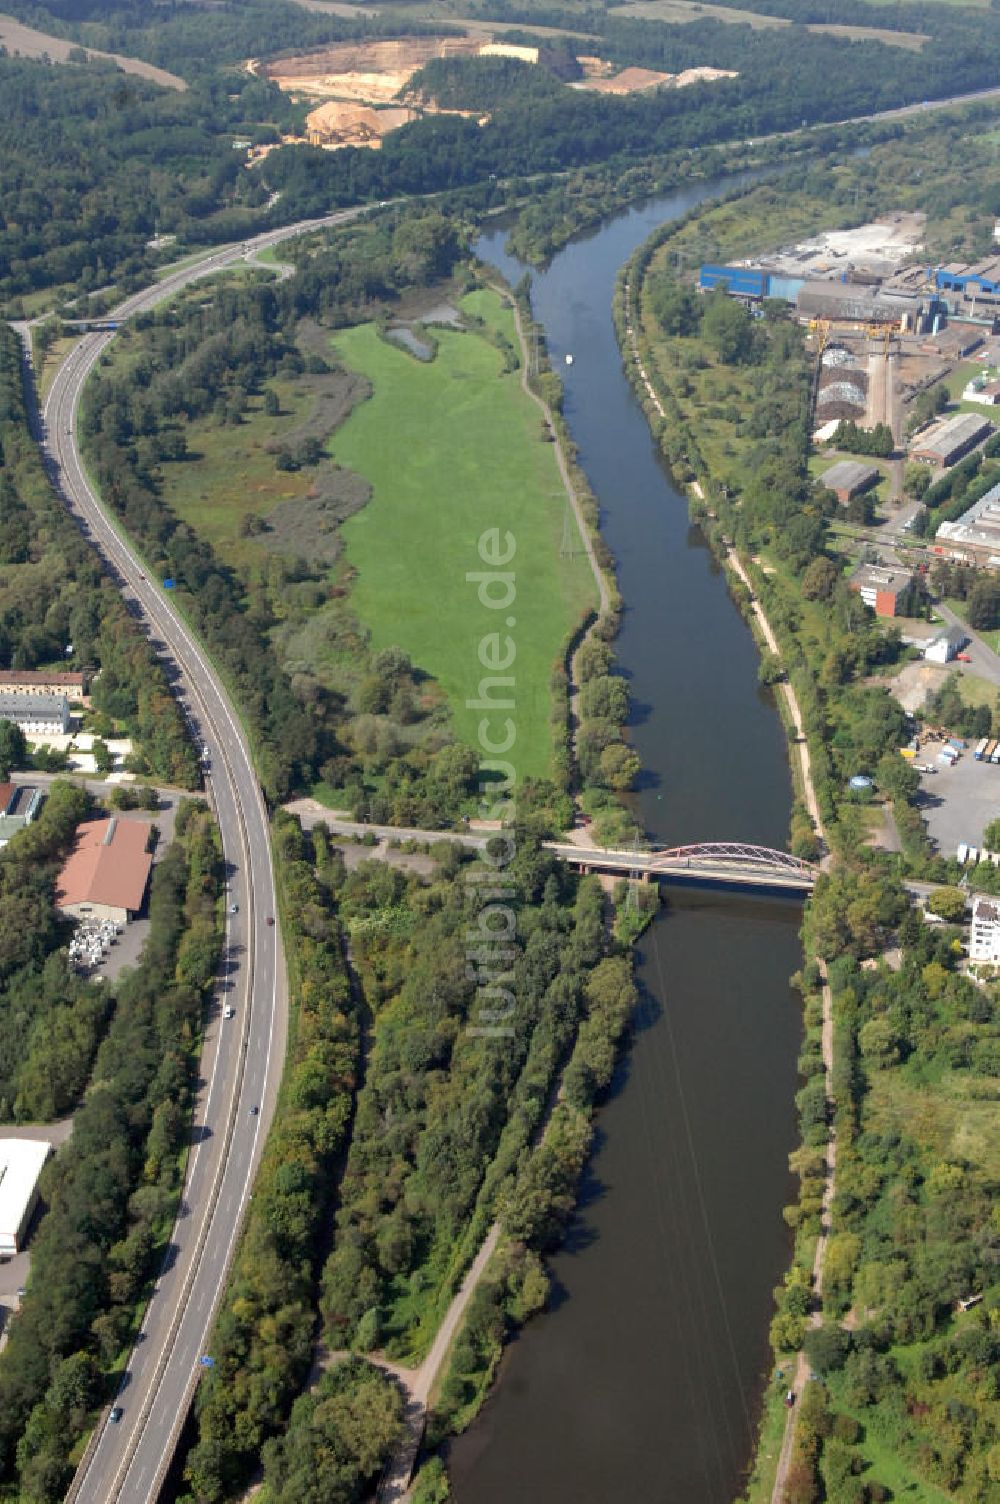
[620,273,837,1504]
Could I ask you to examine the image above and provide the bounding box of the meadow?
[331,289,598,782]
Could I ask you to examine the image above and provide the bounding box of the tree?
[984,816,1000,851]
[804,1323,851,1374]
[91,738,113,773]
[701,291,754,365]
[968,574,1000,631]
[650,273,700,336]
[0,720,27,778]
[599,742,640,790]
[928,886,968,923]
[801,556,839,602]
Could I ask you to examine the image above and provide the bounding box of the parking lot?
[916,742,1000,856]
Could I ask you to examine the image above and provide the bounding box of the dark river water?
[449,182,804,1502]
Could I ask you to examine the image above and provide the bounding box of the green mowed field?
[332,292,598,781]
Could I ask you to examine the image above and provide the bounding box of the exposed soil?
[305,99,418,148]
[260,35,481,104]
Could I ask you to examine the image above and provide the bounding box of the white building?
[0,1140,52,1255]
[924,624,967,664]
[0,694,71,736]
[970,895,1000,963]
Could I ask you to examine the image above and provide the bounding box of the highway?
[21,209,366,1504]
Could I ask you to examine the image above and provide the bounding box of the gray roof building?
[820,459,881,503]
[0,694,71,733]
[911,412,993,467]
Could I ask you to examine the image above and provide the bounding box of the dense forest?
[0,799,222,1501]
[0,321,198,784]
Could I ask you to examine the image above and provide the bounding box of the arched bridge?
[547,840,819,892]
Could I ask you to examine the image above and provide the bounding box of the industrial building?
[0,1139,52,1255]
[55,816,153,925]
[970,895,1000,963]
[0,694,70,735]
[0,670,86,698]
[697,263,805,302]
[820,459,881,505]
[924,623,967,664]
[796,280,934,329]
[0,784,44,848]
[932,260,1000,320]
[848,563,914,618]
[935,481,1000,566]
[910,412,993,468]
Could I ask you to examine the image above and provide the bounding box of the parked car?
[957,652,972,662]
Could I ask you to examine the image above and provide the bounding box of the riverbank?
[614,139,1000,1499]
[618,260,837,1504]
[451,178,804,1504]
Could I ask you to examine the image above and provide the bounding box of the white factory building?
[0,1139,52,1255]
[924,624,967,664]
[970,895,1000,964]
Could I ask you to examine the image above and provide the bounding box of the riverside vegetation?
[619,122,1000,1502]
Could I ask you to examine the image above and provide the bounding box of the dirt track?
[0,12,186,89]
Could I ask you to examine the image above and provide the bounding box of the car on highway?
[223,1006,235,1019]
[109,1407,124,1424]
[229,903,238,914]
[266,915,275,926]
[250,1104,259,1116]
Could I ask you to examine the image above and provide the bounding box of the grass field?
[331,290,598,781]
[609,0,928,46]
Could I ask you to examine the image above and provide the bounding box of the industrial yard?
[695,206,1000,866]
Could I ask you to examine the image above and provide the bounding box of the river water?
[449,183,804,1501]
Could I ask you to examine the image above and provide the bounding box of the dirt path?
[498,284,609,621]
[0,13,186,89]
[493,284,610,773]
[621,269,838,1504]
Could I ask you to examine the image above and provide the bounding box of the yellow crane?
[809,317,830,356]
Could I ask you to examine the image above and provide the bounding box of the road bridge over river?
[285,809,819,893]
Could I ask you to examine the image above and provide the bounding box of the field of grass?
[610,0,928,45]
[37,335,79,402]
[331,290,598,782]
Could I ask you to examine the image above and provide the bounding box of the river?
[448,182,804,1501]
